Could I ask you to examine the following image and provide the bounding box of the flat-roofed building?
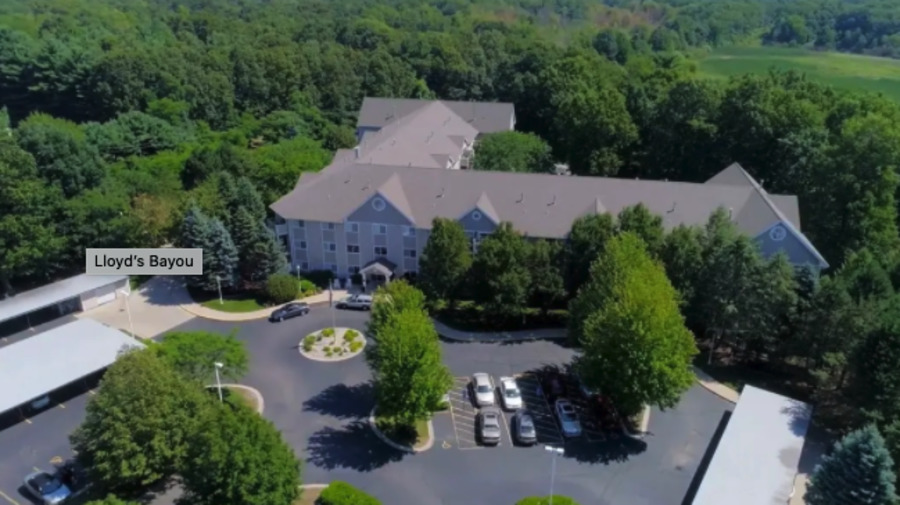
[692,385,813,505]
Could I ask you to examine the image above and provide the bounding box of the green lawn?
[375,415,429,449]
[200,296,266,312]
[695,46,900,102]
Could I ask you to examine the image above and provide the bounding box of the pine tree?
[807,425,898,505]
[201,218,239,292]
[178,205,211,250]
[236,176,266,221]
[215,172,239,231]
[243,220,287,283]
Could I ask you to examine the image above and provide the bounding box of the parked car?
[269,302,310,322]
[498,376,522,411]
[572,371,598,399]
[541,370,566,401]
[477,407,503,445]
[24,471,71,505]
[513,409,538,446]
[336,294,373,310]
[554,399,582,438]
[471,373,495,407]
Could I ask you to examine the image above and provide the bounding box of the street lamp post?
[295,264,301,280]
[544,445,564,505]
[215,275,223,305]
[214,362,224,402]
[118,289,135,338]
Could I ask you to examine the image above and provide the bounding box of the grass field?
[696,46,900,102]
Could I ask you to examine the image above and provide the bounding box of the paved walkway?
[179,288,349,322]
[431,319,567,342]
[78,276,195,339]
[691,366,740,403]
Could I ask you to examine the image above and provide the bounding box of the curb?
[299,484,328,490]
[298,328,367,363]
[433,321,568,343]
[692,366,740,403]
[621,405,651,440]
[368,407,434,453]
[212,384,265,414]
[178,293,346,322]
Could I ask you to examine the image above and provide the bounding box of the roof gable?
[356,97,515,134]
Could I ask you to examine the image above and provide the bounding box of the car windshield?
[32,474,61,494]
[520,416,535,430]
[559,406,575,420]
[504,386,520,397]
[476,384,491,393]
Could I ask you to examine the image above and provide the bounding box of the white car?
[499,376,522,411]
[471,373,495,406]
[555,399,582,438]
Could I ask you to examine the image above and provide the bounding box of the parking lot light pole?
[544,445,564,505]
[118,289,135,338]
[215,275,223,305]
[214,362,224,402]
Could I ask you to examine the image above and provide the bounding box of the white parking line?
[499,410,512,446]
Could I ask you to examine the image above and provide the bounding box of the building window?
[347,244,360,253]
[296,220,305,228]
[404,249,417,259]
[402,226,415,237]
[299,241,307,250]
[348,266,360,274]
[347,222,359,233]
[325,223,335,231]
[471,210,482,221]
[373,224,387,235]
[374,246,388,256]
[372,197,386,212]
[324,242,336,252]
[478,231,491,239]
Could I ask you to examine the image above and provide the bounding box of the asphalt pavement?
[0,306,733,505]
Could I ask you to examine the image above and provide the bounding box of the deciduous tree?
[473,131,554,173]
[564,213,617,298]
[419,218,471,306]
[366,308,452,424]
[527,240,566,316]
[573,233,697,416]
[71,350,213,496]
[180,401,301,505]
[617,203,665,258]
[470,222,531,322]
[154,330,249,385]
[368,280,427,337]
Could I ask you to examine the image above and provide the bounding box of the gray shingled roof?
[271,162,803,240]
[351,101,480,169]
[357,97,515,134]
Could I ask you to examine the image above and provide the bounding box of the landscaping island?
[374,414,430,451]
[300,327,366,361]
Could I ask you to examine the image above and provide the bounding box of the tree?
[573,233,698,416]
[564,213,617,297]
[473,131,554,173]
[807,425,897,505]
[418,218,472,305]
[527,240,565,316]
[201,218,240,292]
[182,144,255,190]
[236,176,267,222]
[154,330,249,385]
[617,203,665,257]
[85,496,138,505]
[470,222,531,321]
[366,308,452,424]
[659,224,703,310]
[180,401,301,505]
[15,113,105,197]
[368,280,427,337]
[849,296,900,424]
[71,350,213,495]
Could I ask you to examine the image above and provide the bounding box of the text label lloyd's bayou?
[86,248,203,275]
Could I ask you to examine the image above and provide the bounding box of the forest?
[2,0,900,453]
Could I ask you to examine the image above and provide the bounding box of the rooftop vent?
[437,187,445,199]
[517,192,525,203]
[667,202,676,214]
[548,195,556,206]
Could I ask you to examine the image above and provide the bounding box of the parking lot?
[514,374,565,445]
[446,376,512,449]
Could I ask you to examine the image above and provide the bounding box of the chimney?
[354,146,360,159]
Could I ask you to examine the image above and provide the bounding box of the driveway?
[0,307,732,505]
[78,276,195,339]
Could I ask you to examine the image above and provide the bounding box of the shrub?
[321,327,335,337]
[305,269,335,289]
[349,341,363,353]
[316,334,323,342]
[319,481,381,505]
[298,279,317,296]
[265,274,298,304]
[338,349,345,356]
[302,335,316,352]
[325,349,332,357]
[515,497,581,505]
[344,329,359,342]
[323,345,331,353]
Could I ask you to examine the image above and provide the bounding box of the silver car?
[336,294,372,310]
[554,399,582,438]
[478,407,503,445]
[471,373,495,406]
[24,471,71,505]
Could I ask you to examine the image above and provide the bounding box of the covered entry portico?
[359,258,397,287]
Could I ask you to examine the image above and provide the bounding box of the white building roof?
[692,385,812,505]
[0,274,128,324]
[0,319,145,414]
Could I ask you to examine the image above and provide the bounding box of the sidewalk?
[692,365,740,403]
[179,288,350,322]
[431,319,567,342]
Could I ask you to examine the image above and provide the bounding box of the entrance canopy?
[0,274,128,325]
[360,258,397,279]
[0,319,145,414]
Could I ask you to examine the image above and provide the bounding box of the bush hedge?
[515,497,580,505]
[305,269,335,289]
[265,274,298,304]
[319,481,381,505]
[299,278,317,296]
